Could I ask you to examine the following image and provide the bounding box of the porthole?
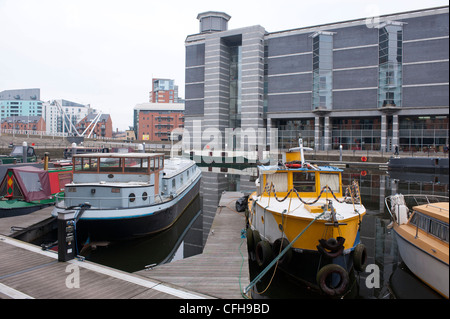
[142,192,148,201]
[129,193,136,202]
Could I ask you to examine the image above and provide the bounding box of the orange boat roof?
[413,202,449,223]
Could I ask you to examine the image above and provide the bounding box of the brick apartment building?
[133,103,184,141]
[149,78,182,103]
[1,116,46,132]
[76,113,113,138]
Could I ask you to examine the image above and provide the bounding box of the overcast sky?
[0,0,448,131]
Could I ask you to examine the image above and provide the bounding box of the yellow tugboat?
[245,139,366,297]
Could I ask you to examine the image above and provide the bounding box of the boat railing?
[54,193,163,210]
[385,194,449,224]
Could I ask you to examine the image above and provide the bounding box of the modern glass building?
[184,7,449,152]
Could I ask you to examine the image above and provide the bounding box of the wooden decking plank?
[136,192,249,299]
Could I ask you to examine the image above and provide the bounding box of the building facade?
[76,113,113,138]
[0,89,43,123]
[43,99,94,135]
[184,7,449,152]
[1,116,46,133]
[133,103,185,141]
[149,78,182,103]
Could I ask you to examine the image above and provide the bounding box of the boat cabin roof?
[413,202,449,223]
[72,152,165,175]
[72,152,164,159]
[258,165,343,173]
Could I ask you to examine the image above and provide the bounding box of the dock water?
[0,191,249,299]
[135,191,249,299]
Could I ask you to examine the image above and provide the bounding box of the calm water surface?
[83,165,448,299]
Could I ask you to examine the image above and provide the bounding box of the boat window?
[81,157,98,172]
[430,220,449,243]
[154,158,159,171]
[129,193,136,202]
[410,212,449,243]
[149,158,155,171]
[320,173,340,193]
[159,157,164,169]
[187,170,190,179]
[410,213,430,232]
[265,173,288,192]
[293,172,316,192]
[172,179,176,188]
[100,158,122,172]
[142,192,148,201]
[124,157,148,173]
[180,174,184,184]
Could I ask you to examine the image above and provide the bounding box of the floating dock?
[0,191,249,299]
[135,191,249,299]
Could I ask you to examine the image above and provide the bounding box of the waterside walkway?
[0,191,248,299]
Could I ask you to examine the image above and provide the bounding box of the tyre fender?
[316,264,349,296]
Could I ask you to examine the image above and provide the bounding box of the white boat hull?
[395,229,449,298]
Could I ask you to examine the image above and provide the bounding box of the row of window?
[409,211,449,243]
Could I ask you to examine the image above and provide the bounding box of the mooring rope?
[242,210,326,297]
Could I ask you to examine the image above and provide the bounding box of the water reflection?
[200,166,448,299]
[81,165,448,298]
[81,194,203,273]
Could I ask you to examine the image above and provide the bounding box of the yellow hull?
[249,192,365,251]
[270,210,364,251]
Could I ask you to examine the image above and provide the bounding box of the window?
[320,173,340,193]
[410,212,449,243]
[312,32,334,111]
[378,23,403,108]
[293,172,316,192]
[100,158,121,172]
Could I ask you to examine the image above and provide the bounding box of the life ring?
[353,243,367,272]
[272,238,292,267]
[317,237,345,258]
[255,240,273,267]
[361,170,367,176]
[361,156,367,162]
[285,161,302,168]
[286,163,302,168]
[316,264,349,296]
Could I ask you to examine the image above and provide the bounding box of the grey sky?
[0,0,448,130]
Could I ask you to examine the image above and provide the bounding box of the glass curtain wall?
[378,23,403,108]
[312,33,333,111]
[331,118,382,150]
[229,46,242,129]
[277,119,315,150]
[399,116,449,152]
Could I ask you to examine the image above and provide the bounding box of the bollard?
[57,210,77,262]
[22,141,28,163]
[71,142,77,157]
